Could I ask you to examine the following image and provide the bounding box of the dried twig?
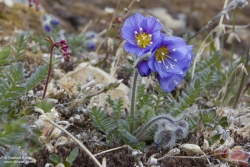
[40,114,103,167]
[94,145,132,157]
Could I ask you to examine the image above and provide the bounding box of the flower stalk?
[130,69,139,134]
[42,36,55,99]
[42,36,71,99]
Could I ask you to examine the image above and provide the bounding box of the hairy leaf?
[25,64,48,91]
[89,106,115,133]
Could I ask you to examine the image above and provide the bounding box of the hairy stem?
[41,115,102,167]
[134,115,175,141]
[130,69,139,134]
[42,42,54,99]
[233,48,249,109]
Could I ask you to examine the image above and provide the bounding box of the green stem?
[130,69,139,134]
[42,42,55,99]
[233,48,249,109]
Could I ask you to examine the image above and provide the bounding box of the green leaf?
[117,119,130,131]
[36,99,53,113]
[117,128,144,149]
[25,64,48,91]
[11,33,29,62]
[203,109,216,123]
[8,86,26,92]
[220,121,229,129]
[0,60,9,65]
[127,58,134,66]
[218,116,228,128]
[210,134,221,144]
[89,106,115,133]
[0,45,10,60]
[49,154,61,165]
[62,161,71,167]
[66,147,79,165]
[0,119,27,145]
[4,92,23,99]
[106,96,124,123]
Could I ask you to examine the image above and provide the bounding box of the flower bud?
[154,128,177,149]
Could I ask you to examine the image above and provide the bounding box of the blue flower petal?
[148,53,157,72]
[124,42,150,57]
[154,59,184,78]
[123,13,143,31]
[137,61,151,77]
[164,36,189,60]
[154,60,177,78]
[121,13,163,57]
[122,26,137,45]
[122,13,144,45]
[141,17,162,36]
[157,74,184,92]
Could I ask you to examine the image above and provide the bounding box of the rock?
[63,62,130,112]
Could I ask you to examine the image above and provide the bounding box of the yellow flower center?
[155,47,169,62]
[135,33,152,48]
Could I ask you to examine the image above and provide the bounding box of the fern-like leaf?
[117,128,145,149]
[106,95,124,123]
[89,106,115,133]
[0,119,27,145]
[194,51,221,74]
[135,105,155,129]
[0,62,26,110]
[25,64,48,91]
[168,68,218,115]
[11,33,29,62]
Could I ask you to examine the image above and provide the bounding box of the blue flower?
[44,25,51,32]
[122,13,162,57]
[148,35,194,92]
[51,19,60,26]
[137,61,151,77]
[157,72,185,92]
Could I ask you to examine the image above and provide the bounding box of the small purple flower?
[89,43,96,51]
[122,13,162,57]
[44,25,51,32]
[51,19,60,26]
[148,35,194,92]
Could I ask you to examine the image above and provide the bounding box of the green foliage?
[66,147,79,165]
[89,103,145,149]
[168,68,218,116]
[89,106,115,133]
[106,95,124,123]
[49,148,79,167]
[135,105,155,128]
[36,99,54,113]
[136,84,169,114]
[11,33,29,62]
[0,62,26,112]
[0,119,27,145]
[49,154,61,165]
[67,34,86,56]
[0,45,11,66]
[190,108,229,145]
[25,64,48,91]
[194,51,221,74]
